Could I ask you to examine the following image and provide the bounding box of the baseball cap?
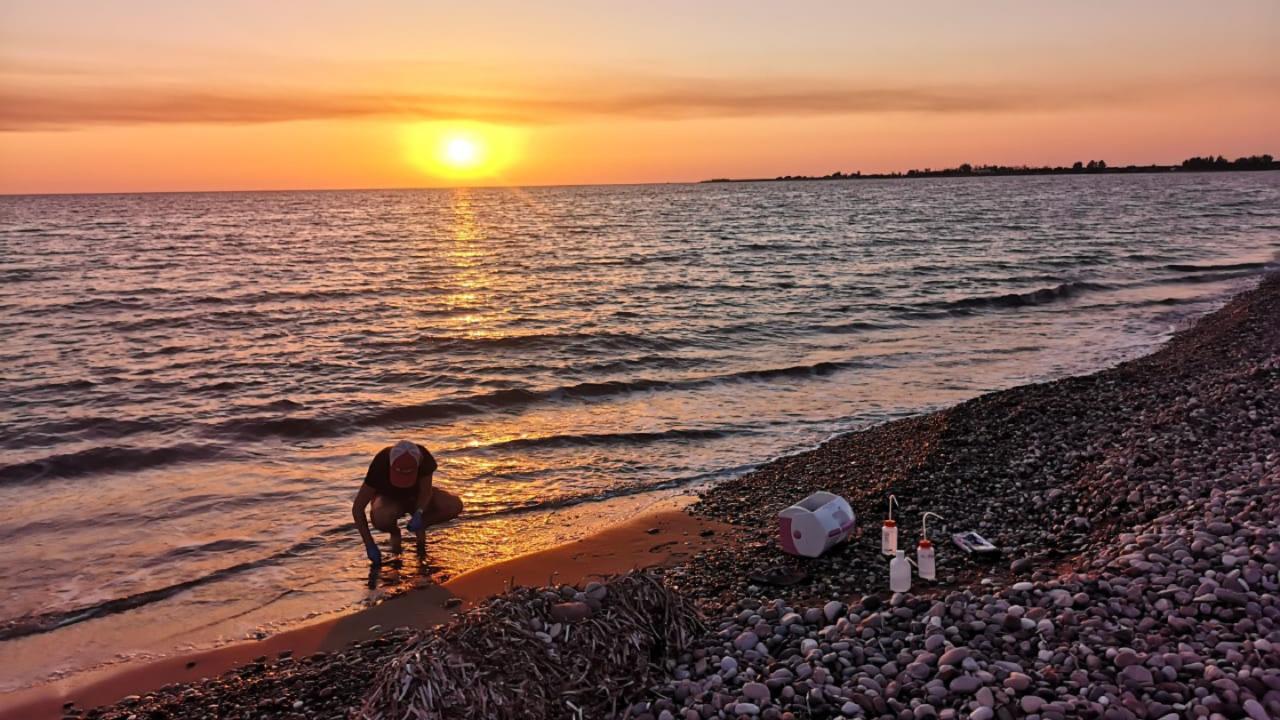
[388,440,422,488]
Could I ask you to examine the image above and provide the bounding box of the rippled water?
[1,173,1278,689]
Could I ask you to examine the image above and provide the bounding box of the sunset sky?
[1,1,1277,194]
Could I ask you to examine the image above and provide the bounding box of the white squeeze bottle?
[881,494,899,556]
[918,512,943,581]
[917,539,935,581]
[889,549,911,592]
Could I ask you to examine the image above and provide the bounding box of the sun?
[403,123,523,182]
[443,136,482,169]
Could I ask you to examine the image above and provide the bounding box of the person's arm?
[407,449,439,535]
[352,483,380,562]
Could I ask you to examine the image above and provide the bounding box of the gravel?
[638,465,1279,719]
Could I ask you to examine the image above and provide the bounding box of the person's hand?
[407,509,425,533]
[365,541,382,564]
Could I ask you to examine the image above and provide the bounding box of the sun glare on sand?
[404,123,523,181]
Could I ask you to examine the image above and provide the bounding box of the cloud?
[1,72,1273,131]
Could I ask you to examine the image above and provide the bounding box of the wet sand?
[0,510,734,720]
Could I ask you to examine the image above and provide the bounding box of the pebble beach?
[47,273,1279,719]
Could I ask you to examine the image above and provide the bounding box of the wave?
[0,532,335,642]
[0,416,160,450]
[212,359,870,441]
[447,461,762,522]
[460,427,738,453]
[0,443,226,486]
[810,320,900,335]
[186,286,384,308]
[27,297,152,316]
[1152,269,1265,285]
[210,415,350,441]
[915,281,1111,315]
[1163,261,1269,273]
[376,330,679,354]
[144,538,263,566]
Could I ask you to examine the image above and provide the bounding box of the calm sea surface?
[2,173,1278,688]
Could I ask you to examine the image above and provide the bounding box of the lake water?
[1,172,1277,689]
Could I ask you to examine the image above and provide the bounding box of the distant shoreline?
[702,154,1278,184]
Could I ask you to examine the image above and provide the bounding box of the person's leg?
[421,488,464,525]
[370,495,407,554]
[413,488,464,556]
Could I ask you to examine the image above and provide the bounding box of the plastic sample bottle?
[918,511,943,581]
[889,549,911,592]
[882,519,898,556]
[917,539,936,580]
[882,494,899,556]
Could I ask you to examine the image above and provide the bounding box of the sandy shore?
[12,272,1279,720]
[0,510,735,720]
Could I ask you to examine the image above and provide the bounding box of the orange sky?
[1,1,1277,194]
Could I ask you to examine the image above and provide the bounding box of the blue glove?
[407,509,425,533]
[365,541,381,564]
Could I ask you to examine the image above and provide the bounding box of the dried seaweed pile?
[359,571,705,720]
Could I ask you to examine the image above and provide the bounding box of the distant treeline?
[703,154,1277,183]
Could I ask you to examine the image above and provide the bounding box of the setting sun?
[444,137,481,168]
[403,122,524,182]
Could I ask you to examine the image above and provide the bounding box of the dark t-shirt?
[363,444,437,505]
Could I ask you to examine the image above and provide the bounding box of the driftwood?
[359,571,704,720]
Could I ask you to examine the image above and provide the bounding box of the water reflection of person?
[353,440,464,565]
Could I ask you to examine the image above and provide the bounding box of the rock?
[939,647,970,667]
[1005,673,1032,692]
[584,582,608,601]
[1118,665,1153,689]
[1113,650,1140,668]
[975,687,994,707]
[550,602,592,622]
[742,682,770,702]
[1214,587,1247,605]
[824,601,845,622]
[734,631,760,651]
[1243,699,1269,720]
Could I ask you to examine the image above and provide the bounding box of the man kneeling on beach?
[353,440,463,564]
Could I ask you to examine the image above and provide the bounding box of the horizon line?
[3,153,1274,198]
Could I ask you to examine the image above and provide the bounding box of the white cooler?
[777,491,856,558]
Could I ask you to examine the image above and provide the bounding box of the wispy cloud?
[2,70,1273,131]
